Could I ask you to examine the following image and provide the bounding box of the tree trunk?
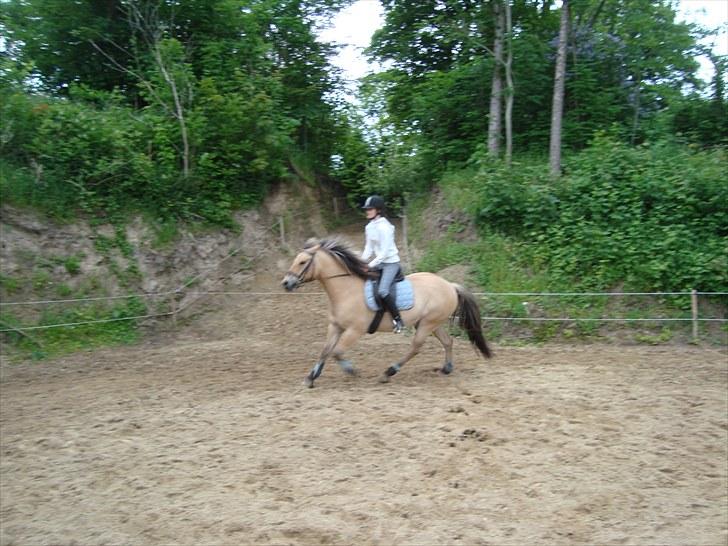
[122,1,191,178]
[549,0,569,177]
[487,0,505,157]
[152,45,190,178]
[504,0,514,166]
[630,74,642,145]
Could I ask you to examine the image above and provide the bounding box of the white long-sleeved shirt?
[361,216,400,267]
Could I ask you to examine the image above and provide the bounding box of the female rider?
[360,195,404,334]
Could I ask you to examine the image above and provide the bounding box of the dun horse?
[282,238,491,387]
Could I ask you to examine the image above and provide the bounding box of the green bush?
[1,76,296,226]
[459,136,727,293]
[0,297,147,360]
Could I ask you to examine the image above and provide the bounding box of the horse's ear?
[303,238,320,250]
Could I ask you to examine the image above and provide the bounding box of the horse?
[281,238,492,387]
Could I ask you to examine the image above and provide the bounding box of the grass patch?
[0,297,147,361]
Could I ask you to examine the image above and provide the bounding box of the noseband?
[287,249,317,288]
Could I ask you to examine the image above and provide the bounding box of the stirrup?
[392,318,404,334]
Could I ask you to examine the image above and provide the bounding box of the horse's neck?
[319,273,364,306]
[316,257,364,307]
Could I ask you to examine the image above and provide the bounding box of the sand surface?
[1,291,727,546]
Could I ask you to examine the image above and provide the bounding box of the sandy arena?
[1,290,727,545]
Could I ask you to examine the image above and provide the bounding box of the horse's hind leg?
[432,325,454,375]
[379,322,434,383]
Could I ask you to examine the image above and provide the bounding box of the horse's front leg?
[305,323,342,388]
[306,326,364,388]
[332,328,364,377]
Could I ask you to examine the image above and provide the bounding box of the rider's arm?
[368,222,395,268]
[361,226,374,263]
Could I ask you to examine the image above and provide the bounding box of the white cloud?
[321,0,726,86]
[677,0,728,81]
[319,0,383,82]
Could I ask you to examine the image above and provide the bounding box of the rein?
[323,273,352,280]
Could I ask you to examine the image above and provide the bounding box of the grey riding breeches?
[375,262,401,298]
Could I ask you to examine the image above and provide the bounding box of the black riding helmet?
[362,195,385,211]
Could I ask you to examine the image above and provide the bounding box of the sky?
[319,0,728,83]
[318,0,384,83]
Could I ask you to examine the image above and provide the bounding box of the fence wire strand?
[0,311,173,332]
[1,213,725,334]
[2,289,726,332]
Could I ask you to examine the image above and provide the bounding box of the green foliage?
[61,256,81,275]
[28,98,156,215]
[665,91,728,147]
[330,111,371,196]
[1,0,351,225]
[360,142,433,209]
[367,0,703,159]
[418,240,474,273]
[0,81,293,224]
[150,219,180,249]
[2,0,137,95]
[194,74,295,206]
[453,135,727,294]
[1,298,146,361]
[0,274,21,294]
[634,327,674,345]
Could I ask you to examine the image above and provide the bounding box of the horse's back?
[406,271,457,290]
[405,271,459,318]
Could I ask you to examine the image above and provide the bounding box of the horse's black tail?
[454,285,492,359]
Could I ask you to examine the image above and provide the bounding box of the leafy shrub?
[454,136,727,293]
[1,74,296,226]
[0,297,147,360]
[356,142,435,212]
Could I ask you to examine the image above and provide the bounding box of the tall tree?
[103,1,194,178]
[504,0,514,165]
[549,0,569,176]
[2,0,135,94]
[487,0,505,156]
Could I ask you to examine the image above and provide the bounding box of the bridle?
[286,248,352,289]
[286,249,317,288]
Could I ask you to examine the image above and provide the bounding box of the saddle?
[365,267,414,334]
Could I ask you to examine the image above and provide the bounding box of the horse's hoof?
[440,362,454,375]
[304,377,315,388]
[378,374,390,384]
[338,360,358,376]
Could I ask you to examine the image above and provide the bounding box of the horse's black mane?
[304,238,370,280]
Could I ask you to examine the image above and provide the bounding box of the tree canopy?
[1,0,725,294]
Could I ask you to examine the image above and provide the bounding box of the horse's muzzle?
[282,275,298,292]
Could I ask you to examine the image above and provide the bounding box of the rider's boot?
[381,294,404,334]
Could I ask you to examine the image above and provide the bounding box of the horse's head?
[281,242,320,291]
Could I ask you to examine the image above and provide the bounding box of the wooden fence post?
[691,289,698,342]
[170,293,177,329]
[401,205,411,271]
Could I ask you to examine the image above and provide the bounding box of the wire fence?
[2,288,726,333]
[1,210,726,341]
[0,211,308,334]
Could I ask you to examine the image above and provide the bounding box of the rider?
[361,195,405,334]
